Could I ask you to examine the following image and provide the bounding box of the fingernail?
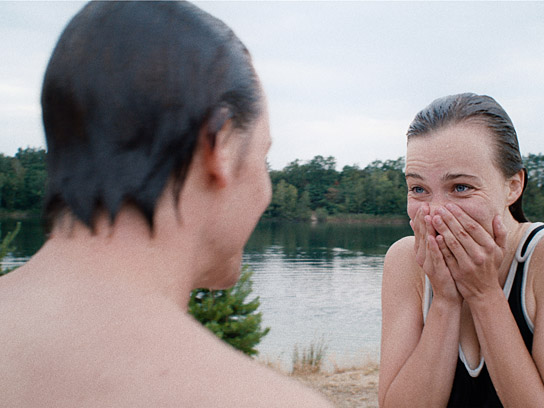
[434,215,443,225]
[438,207,446,215]
[446,203,455,211]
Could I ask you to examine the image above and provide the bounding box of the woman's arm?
[469,287,544,407]
[433,204,544,406]
[379,217,462,407]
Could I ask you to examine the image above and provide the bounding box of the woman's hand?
[411,204,461,305]
[431,203,507,304]
[410,204,432,268]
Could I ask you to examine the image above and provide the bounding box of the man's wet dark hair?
[407,93,528,223]
[42,1,261,229]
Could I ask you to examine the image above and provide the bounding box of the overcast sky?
[1,1,543,170]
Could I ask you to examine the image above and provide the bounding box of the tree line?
[266,155,407,220]
[0,148,46,213]
[2,148,544,221]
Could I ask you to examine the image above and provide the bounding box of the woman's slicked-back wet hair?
[42,1,261,229]
[407,93,528,222]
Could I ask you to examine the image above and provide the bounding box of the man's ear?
[507,168,526,206]
[200,107,236,189]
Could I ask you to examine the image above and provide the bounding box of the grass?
[0,222,21,275]
[291,337,328,375]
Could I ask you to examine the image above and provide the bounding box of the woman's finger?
[432,207,495,266]
[412,204,429,235]
[412,205,431,266]
[436,233,458,271]
[431,213,469,262]
[424,214,436,238]
[428,235,444,265]
[492,215,507,250]
[442,203,495,248]
[410,220,420,254]
[423,235,441,278]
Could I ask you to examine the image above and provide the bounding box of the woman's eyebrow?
[442,173,479,181]
[405,172,423,180]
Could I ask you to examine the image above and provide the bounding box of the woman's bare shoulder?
[384,236,419,275]
[386,235,415,259]
[383,235,424,296]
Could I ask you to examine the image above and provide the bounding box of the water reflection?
[243,220,411,368]
[0,218,44,269]
[246,221,410,259]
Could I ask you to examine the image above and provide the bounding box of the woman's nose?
[429,196,449,217]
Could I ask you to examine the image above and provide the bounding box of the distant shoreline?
[262,213,409,225]
[324,214,408,225]
[0,210,41,220]
[1,209,409,226]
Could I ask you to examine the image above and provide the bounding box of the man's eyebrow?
[405,173,423,180]
[442,173,479,181]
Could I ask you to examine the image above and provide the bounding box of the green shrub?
[189,265,270,356]
[315,207,329,222]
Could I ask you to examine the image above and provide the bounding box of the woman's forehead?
[408,123,493,154]
[406,123,498,174]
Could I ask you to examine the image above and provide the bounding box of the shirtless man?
[0,2,332,406]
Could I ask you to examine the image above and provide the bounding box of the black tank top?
[447,224,544,408]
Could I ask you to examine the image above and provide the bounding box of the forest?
[2,147,544,221]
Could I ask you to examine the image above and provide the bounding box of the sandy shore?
[293,363,379,408]
[259,357,380,408]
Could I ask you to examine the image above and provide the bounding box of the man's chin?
[207,258,243,290]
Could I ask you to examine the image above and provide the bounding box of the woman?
[0,2,332,407]
[379,93,544,407]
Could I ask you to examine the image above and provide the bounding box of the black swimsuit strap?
[510,223,544,352]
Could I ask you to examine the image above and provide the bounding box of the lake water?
[0,218,412,369]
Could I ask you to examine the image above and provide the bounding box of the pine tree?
[188,265,270,356]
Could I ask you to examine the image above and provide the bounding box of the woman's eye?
[454,184,471,193]
[410,186,425,194]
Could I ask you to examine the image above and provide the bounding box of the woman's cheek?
[407,198,420,221]
[456,202,494,235]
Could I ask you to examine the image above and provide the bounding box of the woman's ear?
[199,107,237,189]
[506,168,526,206]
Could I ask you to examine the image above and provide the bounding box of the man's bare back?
[0,254,328,407]
[0,2,332,406]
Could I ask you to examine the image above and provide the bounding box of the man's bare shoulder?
[0,267,332,408]
[76,315,335,407]
[159,320,334,407]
